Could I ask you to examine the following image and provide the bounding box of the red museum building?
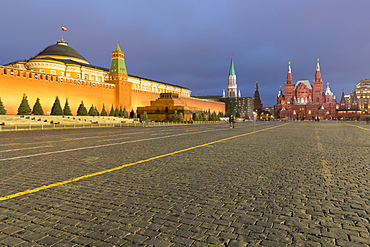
[274,59,337,120]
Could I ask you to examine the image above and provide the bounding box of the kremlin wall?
[0,39,225,117]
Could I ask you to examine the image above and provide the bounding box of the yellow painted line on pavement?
[0,123,288,201]
[343,123,370,131]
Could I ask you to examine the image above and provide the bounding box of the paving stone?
[1,123,370,246]
[227,240,248,247]
[86,231,110,241]
[143,238,173,247]
[171,235,194,246]
[1,236,25,246]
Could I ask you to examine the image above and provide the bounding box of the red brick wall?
[0,68,115,115]
[1,68,225,115]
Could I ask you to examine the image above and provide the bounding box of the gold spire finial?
[288,61,291,65]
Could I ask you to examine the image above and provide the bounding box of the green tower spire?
[229,58,236,76]
[109,42,127,75]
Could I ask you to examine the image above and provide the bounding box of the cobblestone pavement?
[0,121,369,246]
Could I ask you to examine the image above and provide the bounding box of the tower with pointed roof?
[312,59,324,106]
[274,59,337,120]
[338,90,347,110]
[108,43,131,110]
[219,56,254,117]
[253,82,263,111]
[284,62,295,106]
[227,57,237,97]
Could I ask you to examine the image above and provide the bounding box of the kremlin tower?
[227,57,237,98]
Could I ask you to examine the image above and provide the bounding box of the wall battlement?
[0,66,115,90]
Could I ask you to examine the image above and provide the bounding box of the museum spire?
[286,62,293,84]
[315,59,321,82]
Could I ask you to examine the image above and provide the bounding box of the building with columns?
[1,38,224,116]
[274,59,337,120]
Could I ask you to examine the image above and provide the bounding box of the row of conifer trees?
[0,94,135,117]
[0,95,222,121]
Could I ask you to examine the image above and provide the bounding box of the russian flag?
[62,26,67,32]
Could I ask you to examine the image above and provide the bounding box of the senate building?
[0,37,224,117]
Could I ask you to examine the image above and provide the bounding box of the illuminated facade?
[353,79,370,113]
[274,60,337,120]
[1,39,224,115]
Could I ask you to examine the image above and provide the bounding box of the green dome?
[35,40,87,62]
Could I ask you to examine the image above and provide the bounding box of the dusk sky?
[1,0,370,107]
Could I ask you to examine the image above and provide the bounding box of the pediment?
[294,80,312,90]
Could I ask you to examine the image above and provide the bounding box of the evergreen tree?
[109,105,115,116]
[118,106,123,117]
[63,98,72,116]
[123,108,128,118]
[0,98,7,115]
[210,111,218,121]
[101,104,108,116]
[114,107,119,117]
[17,94,31,115]
[133,112,137,118]
[179,112,184,122]
[217,112,221,121]
[95,106,100,116]
[88,105,98,116]
[32,98,44,115]
[51,96,63,115]
[200,112,206,121]
[194,114,200,121]
[142,111,148,121]
[77,101,88,116]
[172,110,179,121]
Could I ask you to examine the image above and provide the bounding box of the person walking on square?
[229,115,235,128]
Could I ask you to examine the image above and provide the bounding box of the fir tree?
[101,104,108,116]
[0,98,7,115]
[63,98,72,116]
[32,98,44,115]
[88,105,98,116]
[17,94,31,115]
[77,101,88,116]
[95,106,99,116]
[179,112,184,122]
[114,107,119,117]
[51,96,63,115]
[118,106,123,117]
[172,110,179,121]
[142,111,148,121]
[210,111,217,121]
[194,114,199,121]
[123,108,128,118]
[109,105,115,116]
[200,112,206,121]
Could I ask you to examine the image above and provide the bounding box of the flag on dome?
[62,26,67,32]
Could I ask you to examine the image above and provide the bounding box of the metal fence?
[0,121,225,132]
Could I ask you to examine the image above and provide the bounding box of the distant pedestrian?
[229,115,235,128]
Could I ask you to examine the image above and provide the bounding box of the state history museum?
[274,59,337,120]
